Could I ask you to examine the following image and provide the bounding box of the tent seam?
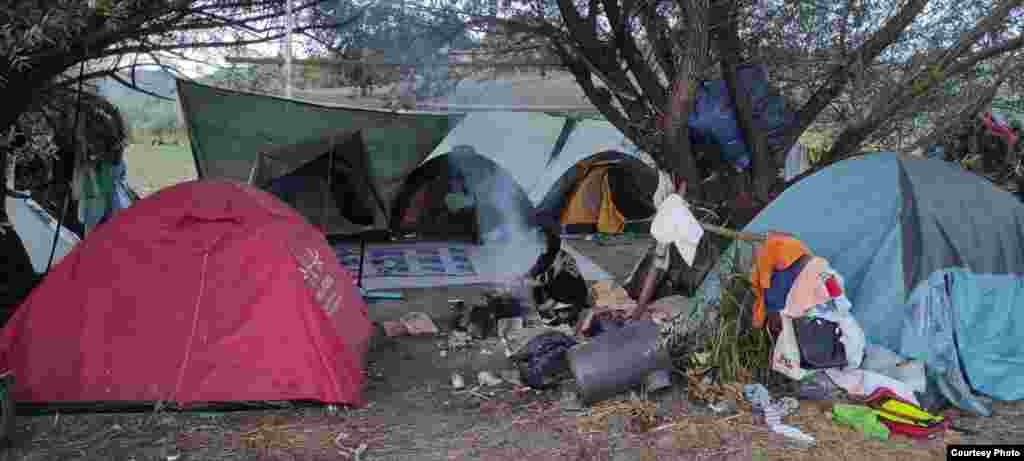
[171,250,212,405]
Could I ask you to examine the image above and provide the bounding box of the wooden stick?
[700,222,766,242]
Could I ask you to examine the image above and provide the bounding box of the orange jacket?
[751,231,811,329]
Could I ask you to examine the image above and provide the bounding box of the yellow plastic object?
[871,398,944,427]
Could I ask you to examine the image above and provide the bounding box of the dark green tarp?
[176,79,461,235]
[249,129,384,236]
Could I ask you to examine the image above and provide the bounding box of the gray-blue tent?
[703,152,1024,414]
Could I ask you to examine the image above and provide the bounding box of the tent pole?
[357,237,366,288]
[284,0,293,99]
[322,146,334,233]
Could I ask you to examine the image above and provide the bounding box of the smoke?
[465,147,546,282]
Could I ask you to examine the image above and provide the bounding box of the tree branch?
[602,0,667,110]
[784,0,929,154]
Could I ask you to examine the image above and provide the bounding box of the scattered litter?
[447,330,472,350]
[857,387,948,439]
[576,304,636,337]
[511,331,577,389]
[497,316,524,339]
[589,280,633,307]
[497,369,522,386]
[380,321,408,337]
[451,373,465,390]
[504,326,556,357]
[400,312,439,336]
[559,388,584,412]
[709,399,738,416]
[338,442,368,461]
[832,404,890,441]
[455,386,492,400]
[477,371,504,387]
[796,370,843,401]
[743,383,813,446]
[646,295,692,326]
[644,368,672,392]
[769,423,816,447]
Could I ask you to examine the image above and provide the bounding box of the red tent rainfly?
[0,180,371,407]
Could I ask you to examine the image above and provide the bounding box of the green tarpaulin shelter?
[175,79,461,236]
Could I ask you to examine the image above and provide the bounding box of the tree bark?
[662,0,711,192]
[0,148,37,312]
[711,0,774,203]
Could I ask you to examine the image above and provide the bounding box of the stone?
[477,371,503,387]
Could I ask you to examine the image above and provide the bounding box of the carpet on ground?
[333,240,611,290]
[336,244,476,278]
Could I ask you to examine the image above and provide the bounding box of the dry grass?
[574,394,960,461]
[576,399,659,434]
[123,135,197,197]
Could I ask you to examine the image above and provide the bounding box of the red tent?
[0,180,371,407]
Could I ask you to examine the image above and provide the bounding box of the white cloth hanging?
[650,193,704,266]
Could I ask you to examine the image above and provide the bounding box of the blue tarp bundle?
[687,64,796,168]
[700,152,1024,414]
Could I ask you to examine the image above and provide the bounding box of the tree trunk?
[663,0,711,194]
[711,0,775,204]
[0,149,38,313]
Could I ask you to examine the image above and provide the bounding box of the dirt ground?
[2,239,1021,461]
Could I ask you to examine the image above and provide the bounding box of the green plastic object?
[831,404,890,441]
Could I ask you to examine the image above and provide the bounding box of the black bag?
[792,317,848,370]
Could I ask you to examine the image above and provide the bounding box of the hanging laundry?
[110,157,133,212]
[72,161,107,236]
[751,232,811,329]
[650,193,704,266]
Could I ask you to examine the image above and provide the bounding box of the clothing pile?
[754,232,927,410]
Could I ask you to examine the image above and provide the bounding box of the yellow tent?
[559,160,626,234]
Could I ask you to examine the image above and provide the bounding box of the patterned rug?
[335,245,477,278]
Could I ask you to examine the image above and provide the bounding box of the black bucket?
[567,319,671,405]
